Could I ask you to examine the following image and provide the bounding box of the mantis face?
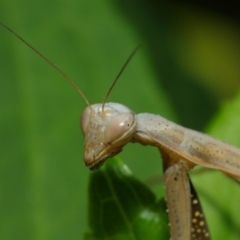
[81,103,136,170]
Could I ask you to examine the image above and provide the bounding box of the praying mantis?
[2,22,240,240]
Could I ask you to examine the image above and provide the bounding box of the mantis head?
[80,103,136,170]
[79,45,142,170]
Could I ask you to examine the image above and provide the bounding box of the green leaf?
[84,158,169,240]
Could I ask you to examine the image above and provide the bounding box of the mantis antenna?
[0,22,90,106]
[101,44,142,112]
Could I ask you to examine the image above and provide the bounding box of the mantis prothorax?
[2,22,240,240]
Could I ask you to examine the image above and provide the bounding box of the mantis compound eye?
[80,106,91,135]
[104,113,135,143]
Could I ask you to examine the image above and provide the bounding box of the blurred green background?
[0,0,240,239]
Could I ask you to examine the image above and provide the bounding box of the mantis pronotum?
[2,22,240,240]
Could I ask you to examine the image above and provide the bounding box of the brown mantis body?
[2,22,240,240]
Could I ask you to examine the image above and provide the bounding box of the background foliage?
[0,1,240,239]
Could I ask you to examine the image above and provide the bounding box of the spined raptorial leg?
[163,157,211,240]
[164,159,191,240]
[189,179,211,240]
